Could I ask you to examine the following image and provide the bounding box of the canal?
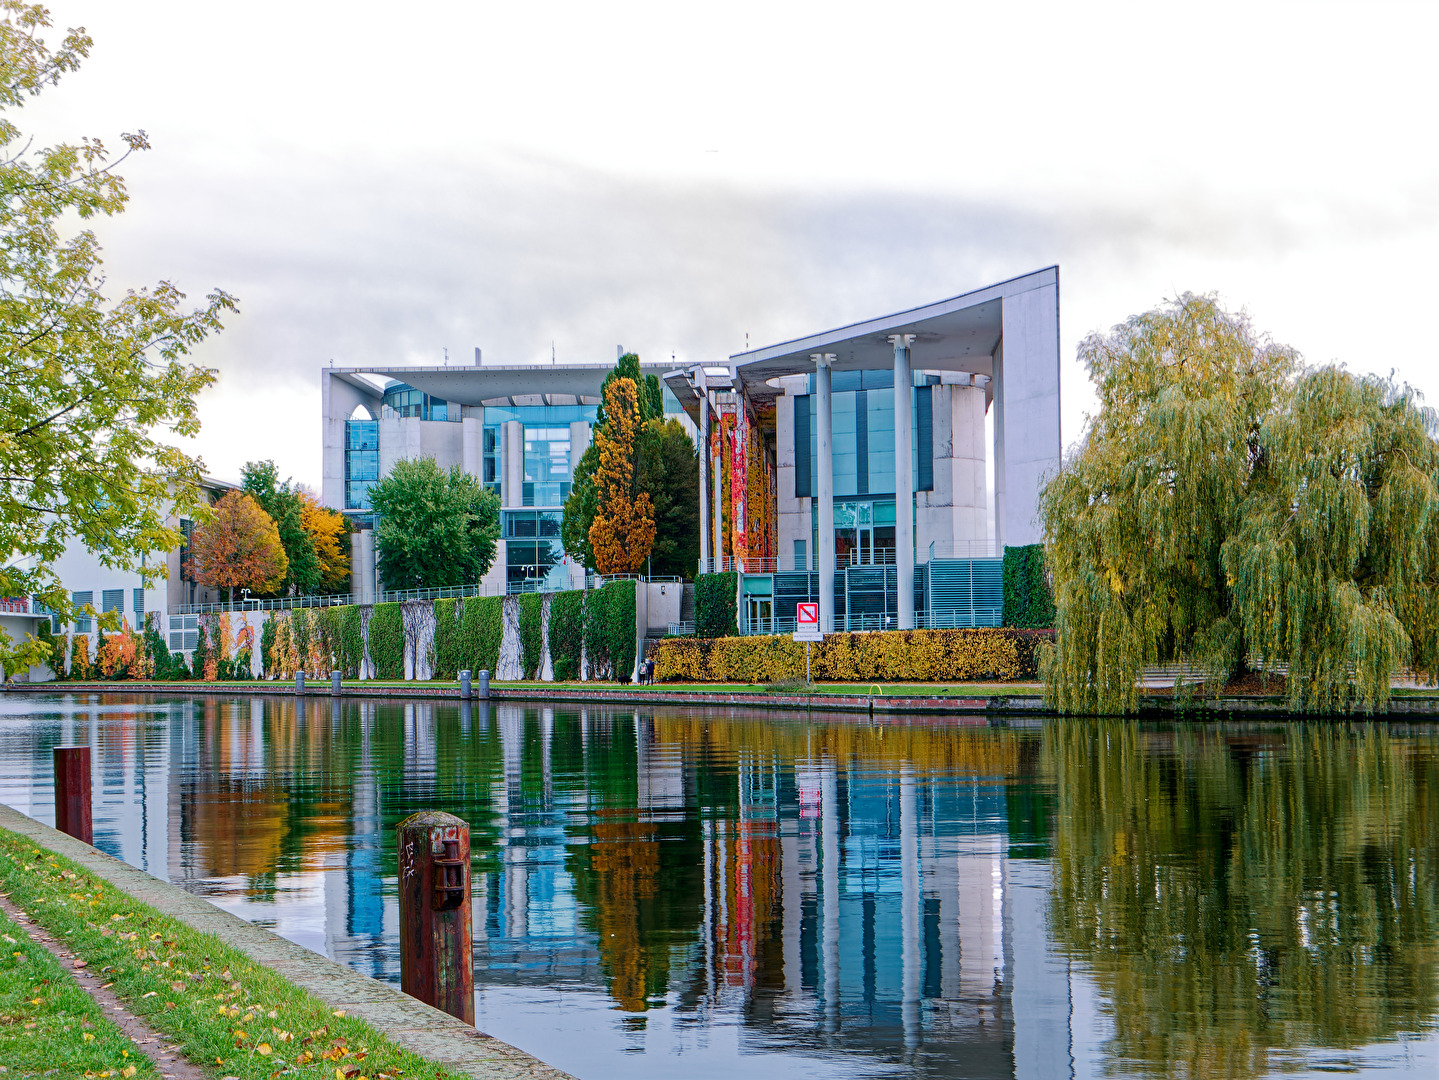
[0,692,1435,1079]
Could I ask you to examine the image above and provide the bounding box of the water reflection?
[0,694,1434,1080]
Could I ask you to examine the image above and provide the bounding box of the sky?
[18,0,1439,488]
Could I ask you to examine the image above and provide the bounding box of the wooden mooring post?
[396,811,473,1023]
[53,745,93,845]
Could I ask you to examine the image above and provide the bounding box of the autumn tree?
[299,490,351,593]
[0,5,236,671]
[368,457,499,590]
[242,460,321,595]
[588,377,657,574]
[189,491,287,599]
[1042,293,1439,714]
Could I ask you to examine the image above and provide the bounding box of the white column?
[992,343,1007,548]
[891,334,916,629]
[697,369,711,570]
[814,353,836,633]
[503,420,524,507]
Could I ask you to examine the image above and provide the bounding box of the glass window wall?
[503,510,568,590]
[345,419,379,510]
[524,427,572,507]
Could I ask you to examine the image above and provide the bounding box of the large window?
[523,427,572,507]
[345,419,379,510]
[482,426,502,497]
[794,376,934,499]
[503,510,567,590]
[381,382,456,422]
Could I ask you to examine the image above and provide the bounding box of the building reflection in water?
[0,694,1435,1080]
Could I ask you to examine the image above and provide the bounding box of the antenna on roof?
[552,341,556,365]
[474,347,482,366]
[443,347,448,366]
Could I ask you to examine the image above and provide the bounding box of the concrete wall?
[775,375,810,570]
[997,281,1061,546]
[917,379,988,554]
[321,372,382,512]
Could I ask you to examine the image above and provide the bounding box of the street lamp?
[240,588,251,609]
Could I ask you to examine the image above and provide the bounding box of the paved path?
[0,802,576,1080]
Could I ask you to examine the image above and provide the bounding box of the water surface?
[0,693,1435,1080]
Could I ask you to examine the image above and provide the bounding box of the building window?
[345,419,379,510]
[523,427,572,507]
[381,382,457,422]
[482,425,502,497]
[794,385,933,499]
[169,614,199,652]
[794,539,807,572]
[73,590,93,633]
[133,589,145,618]
[102,589,123,615]
[503,510,567,590]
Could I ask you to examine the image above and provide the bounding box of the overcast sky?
[21,0,1439,487]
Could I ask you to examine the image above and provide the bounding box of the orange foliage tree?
[588,377,656,574]
[299,491,351,593]
[189,491,288,599]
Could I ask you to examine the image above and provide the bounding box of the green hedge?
[339,605,364,677]
[1003,544,1055,629]
[260,617,276,676]
[367,603,405,679]
[585,580,637,681]
[460,595,504,676]
[548,590,585,681]
[430,597,462,679]
[519,593,544,679]
[694,572,738,638]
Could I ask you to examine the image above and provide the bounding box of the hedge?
[652,627,1053,683]
[460,595,504,676]
[340,605,364,676]
[584,579,637,681]
[548,590,584,680]
[367,602,405,679]
[518,592,544,679]
[1003,544,1054,629]
[431,597,463,679]
[694,572,737,638]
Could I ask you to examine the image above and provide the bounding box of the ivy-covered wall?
[1002,544,1055,629]
[694,572,738,638]
[548,590,584,681]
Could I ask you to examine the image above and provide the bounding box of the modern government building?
[320,267,1060,632]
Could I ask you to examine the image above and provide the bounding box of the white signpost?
[793,602,823,683]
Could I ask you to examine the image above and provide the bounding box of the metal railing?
[699,542,1003,578]
[0,596,31,614]
[667,621,695,636]
[736,607,1005,636]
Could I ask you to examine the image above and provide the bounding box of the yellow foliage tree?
[299,491,351,593]
[589,377,656,574]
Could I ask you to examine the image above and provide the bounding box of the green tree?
[368,457,499,590]
[1042,294,1439,714]
[0,5,236,670]
[563,353,698,576]
[241,460,321,595]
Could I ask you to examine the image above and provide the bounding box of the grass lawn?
[0,827,464,1080]
[0,897,161,1079]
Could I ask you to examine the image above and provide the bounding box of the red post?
[396,811,473,1023]
[53,746,93,845]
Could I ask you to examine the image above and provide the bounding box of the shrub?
[584,579,636,681]
[367,602,404,679]
[340,605,364,677]
[314,606,343,671]
[651,627,1053,683]
[260,616,276,677]
[431,597,463,679]
[1003,544,1054,629]
[460,595,504,676]
[96,625,140,680]
[694,572,737,638]
[518,593,544,679]
[69,634,90,680]
[548,590,585,681]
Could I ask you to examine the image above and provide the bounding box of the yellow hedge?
[652,628,1051,683]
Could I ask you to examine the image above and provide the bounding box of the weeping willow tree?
[1042,293,1439,713]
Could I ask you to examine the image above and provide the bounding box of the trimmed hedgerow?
[367,602,405,679]
[652,627,1053,683]
[694,572,738,638]
[584,579,636,681]
[431,597,463,679]
[1003,544,1055,629]
[548,590,585,680]
[339,604,364,677]
[518,593,544,679]
[460,595,504,676]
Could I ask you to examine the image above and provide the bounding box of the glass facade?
[381,382,456,422]
[482,426,502,497]
[524,427,572,507]
[503,510,567,591]
[345,419,380,510]
[794,376,934,499]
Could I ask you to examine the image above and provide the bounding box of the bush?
[431,598,463,679]
[260,617,276,677]
[460,595,504,676]
[340,605,363,677]
[548,590,585,681]
[367,603,404,679]
[315,607,344,672]
[518,593,544,679]
[694,572,737,637]
[69,634,90,680]
[652,627,1053,683]
[1003,544,1054,629]
[584,580,637,681]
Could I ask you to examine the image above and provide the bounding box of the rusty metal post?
[396,811,473,1023]
[53,746,92,844]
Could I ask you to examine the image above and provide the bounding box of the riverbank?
[0,803,575,1080]
[10,678,1439,716]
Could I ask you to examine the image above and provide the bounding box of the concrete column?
[814,354,835,633]
[697,370,711,570]
[568,421,591,475]
[891,335,916,629]
[503,420,524,507]
[992,343,1006,548]
[354,529,377,604]
[998,282,1062,546]
[460,412,483,480]
[712,401,724,569]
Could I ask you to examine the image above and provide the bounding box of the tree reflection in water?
[1046,722,1439,1078]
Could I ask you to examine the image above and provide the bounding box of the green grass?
[0,898,161,1079]
[0,827,464,1080]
